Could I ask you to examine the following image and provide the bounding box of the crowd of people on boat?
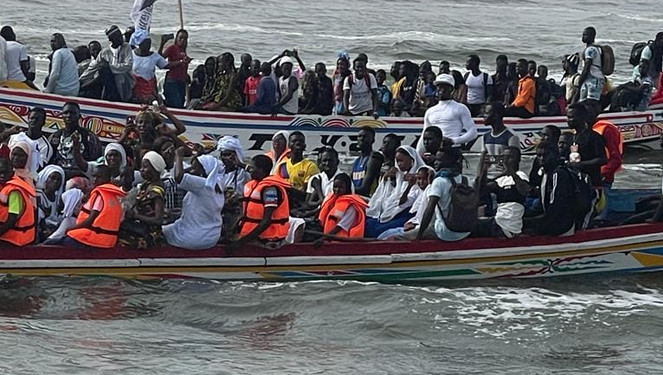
[0,81,628,249]
[0,25,662,117]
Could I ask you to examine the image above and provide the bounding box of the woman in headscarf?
[118,151,165,248]
[265,130,290,174]
[217,135,250,237]
[36,165,66,241]
[163,146,224,250]
[8,133,40,186]
[365,145,425,238]
[43,188,84,244]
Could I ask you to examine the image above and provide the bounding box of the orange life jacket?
[68,184,126,248]
[240,176,291,241]
[318,194,368,238]
[266,148,291,174]
[0,177,36,246]
[593,120,623,179]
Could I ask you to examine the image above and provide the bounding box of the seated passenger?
[8,133,40,186]
[44,188,84,244]
[152,136,190,222]
[504,59,536,118]
[305,147,341,211]
[274,131,319,193]
[118,107,186,158]
[524,142,575,236]
[49,102,102,179]
[76,143,132,189]
[317,173,368,240]
[474,147,529,238]
[352,126,384,197]
[0,158,36,246]
[163,148,225,250]
[231,155,291,249]
[420,126,443,167]
[365,145,425,238]
[217,136,250,235]
[378,165,435,240]
[614,60,654,112]
[265,130,291,174]
[65,165,127,248]
[118,151,166,249]
[36,165,66,242]
[416,147,472,242]
[482,102,519,178]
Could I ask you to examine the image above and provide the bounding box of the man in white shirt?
[343,59,378,116]
[44,33,80,96]
[0,27,28,82]
[0,35,7,82]
[416,73,477,154]
[578,27,605,107]
[26,107,54,169]
[464,54,493,117]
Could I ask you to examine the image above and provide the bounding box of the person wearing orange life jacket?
[230,155,291,251]
[0,158,36,246]
[64,164,126,248]
[587,109,623,186]
[265,130,291,174]
[317,173,368,242]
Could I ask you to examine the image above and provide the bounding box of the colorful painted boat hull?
[1,224,662,282]
[1,88,662,154]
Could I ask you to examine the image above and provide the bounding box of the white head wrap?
[197,154,221,189]
[104,143,127,169]
[8,133,40,181]
[396,145,425,174]
[142,151,166,176]
[37,165,66,198]
[61,188,84,218]
[216,135,245,162]
[272,130,290,142]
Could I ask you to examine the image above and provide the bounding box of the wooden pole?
[178,0,184,30]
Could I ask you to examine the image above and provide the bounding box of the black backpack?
[438,176,479,233]
[560,166,594,229]
[630,41,653,66]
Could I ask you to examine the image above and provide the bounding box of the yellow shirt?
[391,77,406,99]
[276,158,320,191]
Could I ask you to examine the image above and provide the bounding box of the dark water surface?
[3,0,663,373]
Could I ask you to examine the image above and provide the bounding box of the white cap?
[279,56,293,66]
[434,73,455,87]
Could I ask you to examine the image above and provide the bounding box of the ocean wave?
[608,12,663,23]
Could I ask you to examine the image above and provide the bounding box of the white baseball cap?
[279,56,293,66]
[434,73,455,87]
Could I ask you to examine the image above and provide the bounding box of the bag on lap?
[440,176,479,233]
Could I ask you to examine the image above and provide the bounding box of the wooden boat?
[2,223,663,282]
[1,87,663,154]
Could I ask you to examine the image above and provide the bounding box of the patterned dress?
[118,182,165,249]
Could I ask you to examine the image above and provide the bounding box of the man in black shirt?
[566,102,606,188]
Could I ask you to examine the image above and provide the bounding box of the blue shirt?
[254,76,277,113]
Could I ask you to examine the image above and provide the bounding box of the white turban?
[197,154,220,189]
[37,165,66,198]
[8,133,40,181]
[272,130,290,142]
[216,135,245,162]
[104,143,127,169]
[142,151,166,176]
[61,188,84,218]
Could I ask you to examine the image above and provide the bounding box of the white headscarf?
[8,132,40,182]
[104,143,127,169]
[37,165,66,198]
[142,151,166,176]
[272,130,290,142]
[197,154,221,189]
[61,188,84,218]
[366,145,425,223]
[216,135,245,161]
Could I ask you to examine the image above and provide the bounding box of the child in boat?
[365,145,425,238]
[317,173,368,242]
[36,165,66,241]
[377,165,435,240]
[44,188,84,244]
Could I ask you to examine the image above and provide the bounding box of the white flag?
[130,0,155,33]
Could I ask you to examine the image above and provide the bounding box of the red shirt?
[244,76,261,106]
[164,44,189,82]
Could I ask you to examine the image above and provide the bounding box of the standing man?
[277,57,299,115]
[577,27,605,111]
[464,54,493,117]
[161,30,192,108]
[504,59,536,118]
[416,73,477,154]
[343,59,378,116]
[0,26,29,83]
[492,55,509,105]
[44,33,79,97]
[98,25,134,102]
